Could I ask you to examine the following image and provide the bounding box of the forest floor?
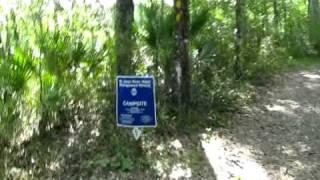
[5,68,320,180]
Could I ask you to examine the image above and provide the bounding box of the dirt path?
[201,69,320,180]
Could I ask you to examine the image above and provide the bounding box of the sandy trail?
[201,69,320,180]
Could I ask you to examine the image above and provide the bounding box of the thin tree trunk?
[234,0,245,79]
[274,0,279,27]
[115,0,134,75]
[308,0,320,53]
[0,35,5,59]
[39,54,45,135]
[263,0,268,33]
[273,0,280,45]
[37,16,47,136]
[155,0,164,91]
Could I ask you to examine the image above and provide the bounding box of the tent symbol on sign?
[131,88,137,96]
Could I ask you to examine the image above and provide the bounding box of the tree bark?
[173,0,191,115]
[234,0,245,79]
[273,0,279,27]
[115,0,134,75]
[308,0,320,53]
[273,0,281,45]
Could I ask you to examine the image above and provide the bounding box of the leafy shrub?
[0,48,34,145]
[244,37,289,84]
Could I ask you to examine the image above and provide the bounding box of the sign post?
[116,76,157,140]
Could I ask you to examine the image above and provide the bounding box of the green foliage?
[285,56,320,70]
[0,50,34,92]
[85,150,136,172]
[0,46,34,145]
[0,97,20,145]
[193,69,247,113]
[190,8,209,37]
[244,37,289,83]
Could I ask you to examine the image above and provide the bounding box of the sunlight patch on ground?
[169,163,192,179]
[8,167,30,179]
[281,145,297,156]
[201,130,270,180]
[265,104,296,116]
[170,139,183,149]
[276,99,301,109]
[303,82,320,90]
[143,138,193,179]
[264,99,302,116]
[265,104,287,112]
[300,72,320,79]
[279,143,313,179]
[295,141,312,153]
[47,161,61,171]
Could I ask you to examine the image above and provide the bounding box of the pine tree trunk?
[115,0,134,75]
[174,0,191,115]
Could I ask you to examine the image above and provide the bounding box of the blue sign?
[116,76,157,127]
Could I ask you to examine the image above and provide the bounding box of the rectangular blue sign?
[116,76,157,127]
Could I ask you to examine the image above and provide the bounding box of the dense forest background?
[0,0,320,178]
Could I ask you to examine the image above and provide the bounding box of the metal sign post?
[132,127,143,140]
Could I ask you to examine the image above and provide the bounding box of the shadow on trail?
[142,128,218,179]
